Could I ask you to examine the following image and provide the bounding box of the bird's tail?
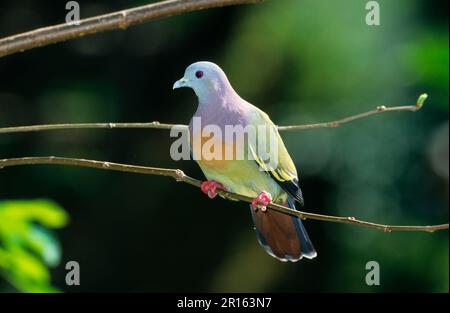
[250,197,316,262]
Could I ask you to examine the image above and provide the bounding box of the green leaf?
[0,199,69,292]
[0,199,69,228]
[27,225,62,267]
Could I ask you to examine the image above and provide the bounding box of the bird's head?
[173,61,235,102]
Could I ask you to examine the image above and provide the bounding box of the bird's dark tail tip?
[250,197,316,262]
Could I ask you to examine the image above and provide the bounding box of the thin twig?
[278,94,428,131]
[0,156,447,233]
[0,122,183,134]
[0,0,262,58]
[0,94,428,134]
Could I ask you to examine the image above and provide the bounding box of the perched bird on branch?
[173,61,316,262]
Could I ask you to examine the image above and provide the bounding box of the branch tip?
[416,93,428,109]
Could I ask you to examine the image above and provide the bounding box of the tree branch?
[0,0,262,58]
[1,156,447,233]
[0,121,181,134]
[278,93,428,131]
[0,94,428,134]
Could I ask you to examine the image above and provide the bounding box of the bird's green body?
[191,105,286,202]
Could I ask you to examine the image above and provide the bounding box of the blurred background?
[0,0,448,292]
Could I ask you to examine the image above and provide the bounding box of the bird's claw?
[200,180,225,199]
[251,192,272,212]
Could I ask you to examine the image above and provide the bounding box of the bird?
[173,61,316,262]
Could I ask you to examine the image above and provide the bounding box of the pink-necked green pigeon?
[173,61,316,262]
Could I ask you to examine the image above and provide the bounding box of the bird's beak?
[173,77,189,89]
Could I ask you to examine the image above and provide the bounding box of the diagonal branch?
[0,94,428,134]
[0,0,262,58]
[0,156,447,233]
[278,93,428,131]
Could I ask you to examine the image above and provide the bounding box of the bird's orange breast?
[191,131,247,169]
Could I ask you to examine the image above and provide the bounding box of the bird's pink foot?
[251,192,272,212]
[200,180,225,199]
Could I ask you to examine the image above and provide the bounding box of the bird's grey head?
[173,61,236,103]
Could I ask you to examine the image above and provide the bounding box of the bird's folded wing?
[248,108,304,206]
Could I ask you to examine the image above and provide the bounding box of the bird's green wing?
[248,108,304,206]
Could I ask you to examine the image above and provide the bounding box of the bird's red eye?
[195,70,204,79]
